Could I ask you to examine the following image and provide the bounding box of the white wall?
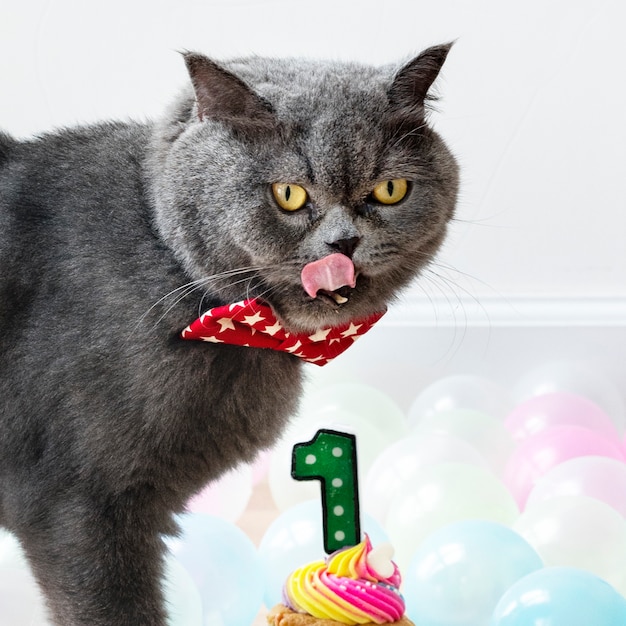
[2,1,625,387]
[3,0,624,304]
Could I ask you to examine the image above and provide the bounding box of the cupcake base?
[267,604,416,626]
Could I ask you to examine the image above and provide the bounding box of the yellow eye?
[371,179,409,205]
[272,183,308,211]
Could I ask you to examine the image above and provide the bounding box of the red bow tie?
[180,298,386,366]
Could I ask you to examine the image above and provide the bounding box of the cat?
[0,44,458,625]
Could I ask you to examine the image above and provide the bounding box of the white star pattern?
[308,328,331,342]
[201,335,224,343]
[178,298,386,367]
[340,322,363,338]
[264,320,283,336]
[243,311,265,326]
[305,355,327,363]
[216,318,236,333]
[285,340,302,353]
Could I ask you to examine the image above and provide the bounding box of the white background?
[2,0,625,301]
[2,0,625,387]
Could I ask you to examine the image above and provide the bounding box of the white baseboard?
[384,294,626,328]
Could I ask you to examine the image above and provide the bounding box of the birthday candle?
[291,429,360,554]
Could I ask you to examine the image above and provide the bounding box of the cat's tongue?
[301,253,356,299]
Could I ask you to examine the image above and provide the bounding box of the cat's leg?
[17,489,170,626]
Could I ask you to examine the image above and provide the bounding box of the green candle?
[291,429,361,554]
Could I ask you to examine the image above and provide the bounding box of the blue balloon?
[168,513,263,626]
[258,499,388,608]
[404,520,543,626]
[491,567,626,626]
[162,554,203,626]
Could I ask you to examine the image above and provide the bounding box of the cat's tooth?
[331,292,349,305]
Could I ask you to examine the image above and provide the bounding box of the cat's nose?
[327,236,361,258]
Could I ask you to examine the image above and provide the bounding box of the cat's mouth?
[316,285,353,308]
[300,253,357,309]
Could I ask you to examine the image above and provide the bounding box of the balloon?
[251,450,271,485]
[527,456,626,518]
[513,360,625,434]
[0,529,29,570]
[491,567,626,626]
[168,513,263,626]
[504,392,620,442]
[409,374,514,425]
[186,465,253,523]
[258,499,388,608]
[363,433,489,525]
[412,409,515,475]
[404,520,543,626]
[503,425,624,508]
[385,462,519,571]
[163,556,203,626]
[299,382,409,448]
[0,566,50,626]
[268,409,385,511]
[300,360,361,396]
[513,495,626,596]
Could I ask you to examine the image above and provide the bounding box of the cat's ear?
[183,52,278,137]
[388,43,453,113]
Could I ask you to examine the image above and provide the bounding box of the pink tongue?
[301,253,356,298]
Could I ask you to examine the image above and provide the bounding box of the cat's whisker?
[132,266,266,335]
[426,264,496,352]
[420,268,470,362]
[128,277,213,337]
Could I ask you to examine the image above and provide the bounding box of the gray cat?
[0,44,458,625]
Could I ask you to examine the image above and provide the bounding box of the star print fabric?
[180,299,386,366]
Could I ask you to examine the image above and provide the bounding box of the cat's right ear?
[182,52,278,137]
[387,43,453,116]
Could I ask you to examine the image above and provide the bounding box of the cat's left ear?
[388,43,453,112]
[183,52,278,137]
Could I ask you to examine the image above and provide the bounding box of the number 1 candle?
[291,429,361,554]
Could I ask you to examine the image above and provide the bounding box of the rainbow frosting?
[283,535,405,624]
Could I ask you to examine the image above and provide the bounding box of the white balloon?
[385,462,519,571]
[363,434,489,525]
[409,374,514,426]
[412,409,516,475]
[514,495,626,596]
[0,566,51,625]
[300,361,361,396]
[514,360,625,434]
[0,529,28,570]
[299,382,409,448]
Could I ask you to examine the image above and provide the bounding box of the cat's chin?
[267,284,385,335]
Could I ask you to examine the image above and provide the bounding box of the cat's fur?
[0,45,458,624]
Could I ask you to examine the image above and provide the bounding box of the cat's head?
[150,45,458,333]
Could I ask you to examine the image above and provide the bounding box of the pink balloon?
[251,450,271,485]
[527,456,626,518]
[505,392,620,442]
[503,425,625,509]
[186,465,252,522]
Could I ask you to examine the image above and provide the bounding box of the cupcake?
[267,535,414,625]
